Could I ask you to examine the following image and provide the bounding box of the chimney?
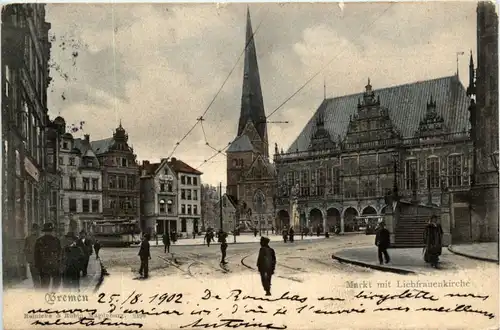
[171,157,177,162]
[143,160,150,166]
[84,134,90,141]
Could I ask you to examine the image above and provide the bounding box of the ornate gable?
[244,154,274,180]
[415,95,446,137]
[242,119,262,143]
[344,79,402,145]
[308,107,336,151]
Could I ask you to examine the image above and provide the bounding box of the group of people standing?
[24,222,100,290]
[374,215,444,268]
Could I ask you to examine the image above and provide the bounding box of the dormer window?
[63,142,68,149]
[121,158,128,167]
[164,169,169,175]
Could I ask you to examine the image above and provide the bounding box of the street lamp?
[490,150,499,171]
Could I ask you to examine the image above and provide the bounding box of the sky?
[46,2,477,187]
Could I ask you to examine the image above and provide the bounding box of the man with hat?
[375,221,391,265]
[138,233,151,279]
[62,232,85,290]
[34,222,62,290]
[256,237,276,296]
[24,223,40,288]
[77,230,93,277]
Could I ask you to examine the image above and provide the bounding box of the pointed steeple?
[238,7,268,157]
[466,50,476,97]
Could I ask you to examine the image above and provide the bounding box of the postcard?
[2,2,499,329]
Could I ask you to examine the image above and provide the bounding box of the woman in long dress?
[423,215,444,268]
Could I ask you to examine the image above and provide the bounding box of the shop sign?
[24,157,39,182]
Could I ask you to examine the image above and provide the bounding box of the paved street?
[99,233,494,284]
[99,234,375,282]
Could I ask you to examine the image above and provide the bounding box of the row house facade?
[56,117,103,233]
[200,184,219,230]
[2,4,53,283]
[90,123,140,222]
[174,159,203,235]
[140,159,178,236]
[275,76,473,239]
[139,157,202,236]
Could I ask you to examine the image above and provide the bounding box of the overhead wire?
[166,8,269,160]
[197,3,395,170]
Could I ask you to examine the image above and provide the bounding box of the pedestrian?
[282,227,288,243]
[77,231,93,277]
[192,231,196,239]
[171,230,177,244]
[62,232,84,290]
[375,222,391,265]
[253,228,258,237]
[316,226,321,237]
[24,223,41,288]
[204,231,211,247]
[256,237,276,296]
[288,227,295,243]
[271,226,274,235]
[423,215,443,268]
[34,222,62,291]
[93,240,101,259]
[219,230,228,264]
[162,232,171,253]
[138,233,151,278]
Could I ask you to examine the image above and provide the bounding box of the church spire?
[466,50,476,97]
[238,7,268,157]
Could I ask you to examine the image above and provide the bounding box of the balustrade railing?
[274,132,471,161]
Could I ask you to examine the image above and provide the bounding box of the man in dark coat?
[77,231,93,276]
[423,215,443,268]
[256,237,276,296]
[62,232,85,290]
[282,227,288,243]
[93,240,101,259]
[219,230,228,264]
[375,222,391,265]
[24,223,40,288]
[34,223,62,290]
[138,233,151,278]
[288,227,295,243]
[162,232,171,253]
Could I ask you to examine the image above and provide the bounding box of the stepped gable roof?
[168,158,203,175]
[227,134,255,153]
[287,75,470,153]
[90,137,115,155]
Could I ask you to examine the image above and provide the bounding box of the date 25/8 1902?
[98,292,184,306]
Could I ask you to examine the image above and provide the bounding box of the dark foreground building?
[2,4,53,283]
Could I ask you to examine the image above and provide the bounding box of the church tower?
[226,8,270,199]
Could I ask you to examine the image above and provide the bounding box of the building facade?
[275,76,472,245]
[200,184,219,230]
[465,1,499,242]
[172,158,203,235]
[57,122,103,233]
[90,124,140,222]
[139,159,178,236]
[217,194,237,233]
[226,9,276,233]
[2,4,52,282]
